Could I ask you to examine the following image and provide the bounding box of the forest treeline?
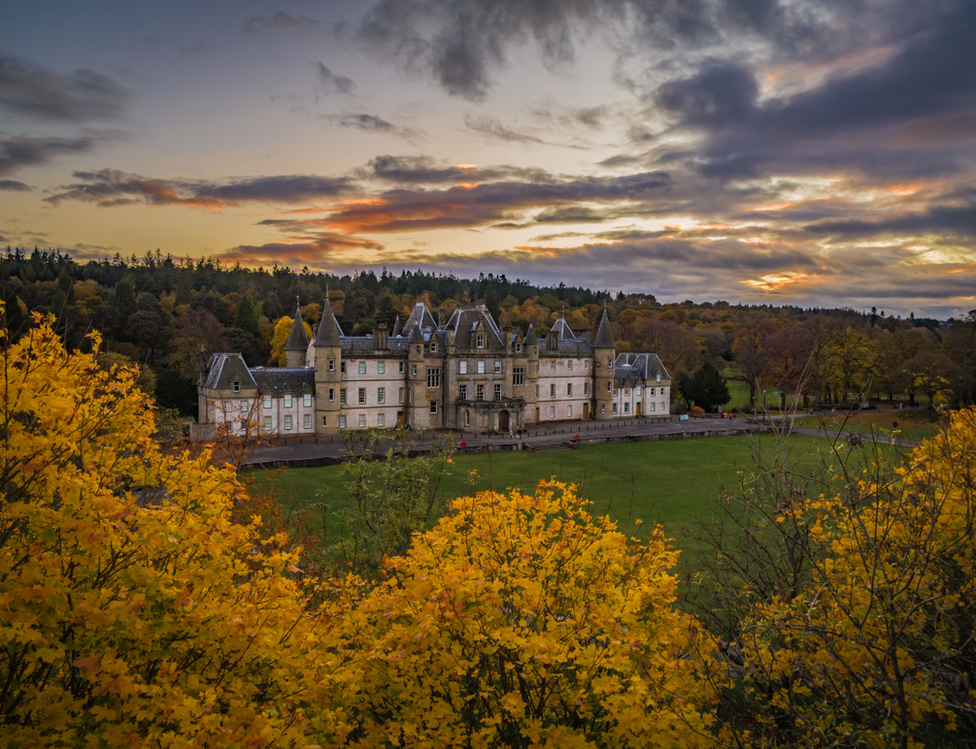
[2,246,974,415]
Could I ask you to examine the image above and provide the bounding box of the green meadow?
[251,434,849,573]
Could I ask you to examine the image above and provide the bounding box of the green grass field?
[251,434,843,573]
[794,408,942,442]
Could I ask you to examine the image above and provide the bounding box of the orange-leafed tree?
[0,311,345,747]
[331,480,710,748]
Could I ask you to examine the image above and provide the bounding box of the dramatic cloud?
[0,179,31,191]
[46,169,357,207]
[320,171,671,233]
[0,135,95,176]
[804,202,976,240]
[649,1,976,181]
[353,0,876,100]
[312,62,355,95]
[0,56,129,122]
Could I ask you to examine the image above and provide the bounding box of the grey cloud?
[653,1,976,181]
[0,179,31,191]
[46,169,356,206]
[324,170,671,232]
[464,114,545,144]
[242,12,324,35]
[313,62,355,95]
[534,206,606,223]
[0,135,95,176]
[321,113,420,139]
[655,62,758,128]
[364,154,510,184]
[354,0,872,101]
[804,202,976,239]
[0,56,130,122]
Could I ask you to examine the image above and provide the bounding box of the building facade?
[197,300,672,437]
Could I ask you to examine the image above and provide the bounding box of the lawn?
[250,434,838,574]
[794,407,943,442]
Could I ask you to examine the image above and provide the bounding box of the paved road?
[239,414,922,469]
[241,415,759,468]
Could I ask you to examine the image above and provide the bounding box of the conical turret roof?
[524,324,538,345]
[284,304,310,351]
[313,298,342,346]
[593,307,614,348]
[391,316,402,337]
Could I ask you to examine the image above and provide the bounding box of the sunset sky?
[2,0,974,317]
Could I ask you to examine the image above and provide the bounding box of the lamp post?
[762,390,767,421]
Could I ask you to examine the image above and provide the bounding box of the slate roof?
[251,368,315,395]
[593,307,615,348]
[284,307,310,351]
[401,302,438,339]
[200,353,257,389]
[549,315,576,340]
[444,305,504,349]
[614,352,672,383]
[313,299,343,346]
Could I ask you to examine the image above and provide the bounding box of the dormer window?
[232,380,240,393]
[430,342,437,353]
[476,333,485,348]
[516,343,522,353]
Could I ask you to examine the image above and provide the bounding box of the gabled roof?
[549,315,576,340]
[313,299,343,346]
[593,307,614,348]
[284,307,310,351]
[614,352,672,381]
[444,305,504,349]
[200,353,257,390]
[401,302,438,339]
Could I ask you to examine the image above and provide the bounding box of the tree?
[682,361,731,413]
[332,481,708,747]
[703,410,976,748]
[0,310,344,746]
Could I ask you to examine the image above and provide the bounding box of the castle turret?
[406,323,427,427]
[524,324,539,424]
[593,307,615,420]
[313,298,342,433]
[284,302,310,368]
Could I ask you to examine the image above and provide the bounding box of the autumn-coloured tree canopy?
[2,248,973,417]
[4,308,976,748]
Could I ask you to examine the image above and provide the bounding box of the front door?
[583,403,589,420]
[636,403,641,417]
[499,410,510,432]
[535,407,540,424]
[396,411,405,427]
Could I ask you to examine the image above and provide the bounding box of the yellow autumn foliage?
[715,408,976,748]
[329,481,709,748]
[0,314,345,747]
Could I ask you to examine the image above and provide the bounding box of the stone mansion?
[197,300,672,437]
